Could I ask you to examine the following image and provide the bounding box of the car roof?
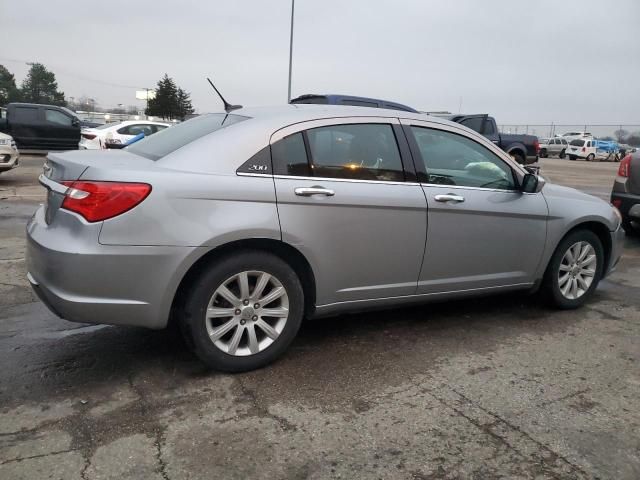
[230,104,464,132]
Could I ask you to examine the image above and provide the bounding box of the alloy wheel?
[205,271,289,356]
[558,241,597,300]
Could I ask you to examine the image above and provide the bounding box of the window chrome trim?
[420,182,519,194]
[236,171,420,186]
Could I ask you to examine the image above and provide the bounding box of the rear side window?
[570,139,585,146]
[271,133,310,176]
[13,107,38,123]
[306,124,404,181]
[118,124,154,136]
[126,113,247,160]
[460,117,484,133]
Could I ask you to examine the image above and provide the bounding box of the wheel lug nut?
[243,300,249,306]
[240,319,246,325]
[235,309,241,315]
[254,303,260,309]
[252,315,258,321]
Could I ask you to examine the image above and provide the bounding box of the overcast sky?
[1,0,639,124]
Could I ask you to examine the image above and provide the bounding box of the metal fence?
[498,124,640,141]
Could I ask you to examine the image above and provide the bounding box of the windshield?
[570,139,585,146]
[126,113,248,160]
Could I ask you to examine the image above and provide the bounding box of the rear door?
[9,105,41,149]
[270,117,428,306]
[401,119,548,294]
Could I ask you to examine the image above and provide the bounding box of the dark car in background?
[290,94,419,113]
[0,103,81,151]
[611,153,640,234]
[437,114,539,165]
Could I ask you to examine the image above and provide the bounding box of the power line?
[0,56,149,90]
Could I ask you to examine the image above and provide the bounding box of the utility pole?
[287,0,295,102]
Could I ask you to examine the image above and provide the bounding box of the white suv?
[0,132,19,174]
[567,138,601,161]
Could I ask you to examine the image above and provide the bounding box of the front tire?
[542,230,604,309]
[586,153,595,162]
[179,251,304,372]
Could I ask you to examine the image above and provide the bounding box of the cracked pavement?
[0,156,639,479]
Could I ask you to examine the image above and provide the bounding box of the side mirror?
[521,173,539,193]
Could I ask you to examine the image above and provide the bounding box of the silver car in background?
[538,137,568,159]
[27,106,624,371]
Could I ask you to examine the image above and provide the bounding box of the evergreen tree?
[176,88,194,120]
[0,65,20,106]
[20,63,66,106]
[146,74,178,119]
[145,74,195,120]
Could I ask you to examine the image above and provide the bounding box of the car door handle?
[294,186,335,197]
[434,193,465,203]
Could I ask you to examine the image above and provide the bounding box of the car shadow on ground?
[1,290,589,407]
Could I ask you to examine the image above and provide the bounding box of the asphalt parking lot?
[1,155,639,479]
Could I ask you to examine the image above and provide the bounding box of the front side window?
[306,124,404,181]
[45,109,72,126]
[410,126,516,190]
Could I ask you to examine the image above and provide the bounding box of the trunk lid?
[41,149,154,224]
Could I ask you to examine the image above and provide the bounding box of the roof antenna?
[206,77,242,112]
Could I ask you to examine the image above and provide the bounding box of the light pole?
[287,0,295,102]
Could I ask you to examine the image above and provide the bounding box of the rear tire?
[179,251,304,372]
[510,151,525,164]
[541,230,604,309]
[559,149,566,159]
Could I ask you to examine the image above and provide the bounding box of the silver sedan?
[27,106,624,371]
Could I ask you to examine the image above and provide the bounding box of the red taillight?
[534,139,540,154]
[612,199,623,208]
[581,147,586,152]
[618,155,631,177]
[81,133,97,140]
[60,181,151,222]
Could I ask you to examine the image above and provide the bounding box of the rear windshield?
[570,139,585,146]
[126,113,248,160]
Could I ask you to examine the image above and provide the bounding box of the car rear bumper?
[610,190,640,221]
[25,205,198,329]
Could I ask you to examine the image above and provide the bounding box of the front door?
[271,118,428,306]
[402,120,548,294]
